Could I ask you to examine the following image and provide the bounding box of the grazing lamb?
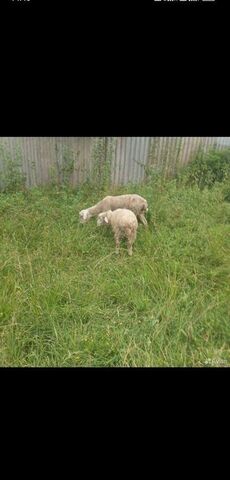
[79,194,148,226]
[97,209,138,256]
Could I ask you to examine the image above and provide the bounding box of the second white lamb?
[97,208,138,256]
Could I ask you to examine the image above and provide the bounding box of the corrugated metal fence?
[0,137,229,188]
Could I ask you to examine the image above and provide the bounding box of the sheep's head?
[97,211,111,226]
[79,209,90,223]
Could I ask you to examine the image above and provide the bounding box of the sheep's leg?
[127,242,133,256]
[127,234,135,256]
[114,232,121,254]
[138,213,148,226]
[128,242,133,257]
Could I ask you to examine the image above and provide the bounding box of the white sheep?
[79,194,148,226]
[97,208,138,256]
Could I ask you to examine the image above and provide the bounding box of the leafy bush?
[179,148,230,189]
[220,179,230,202]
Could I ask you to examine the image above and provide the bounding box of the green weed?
[0,180,229,366]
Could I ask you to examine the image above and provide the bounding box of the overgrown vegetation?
[0,170,229,366]
[0,143,26,193]
[90,137,115,191]
[0,138,115,194]
[178,147,230,190]
[58,144,75,186]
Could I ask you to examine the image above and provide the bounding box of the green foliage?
[48,145,76,189]
[0,180,229,366]
[60,145,75,186]
[178,147,230,189]
[221,180,230,202]
[90,137,115,191]
[146,138,183,180]
[0,143,27,193]
[90,137,107,189]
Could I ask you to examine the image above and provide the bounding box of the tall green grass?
[0,179,230,366]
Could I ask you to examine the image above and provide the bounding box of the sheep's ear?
[105,217,109,223]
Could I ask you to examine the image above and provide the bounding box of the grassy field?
[0,179,230,366]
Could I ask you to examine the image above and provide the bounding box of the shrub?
[179,148,230,189]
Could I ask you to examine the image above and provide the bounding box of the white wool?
[97,208,139,256]
[79,194,148,226]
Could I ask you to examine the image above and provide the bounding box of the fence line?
[0,137,229,188]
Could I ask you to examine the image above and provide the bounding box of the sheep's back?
[107,194,147,213]
[110,209,138,229]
